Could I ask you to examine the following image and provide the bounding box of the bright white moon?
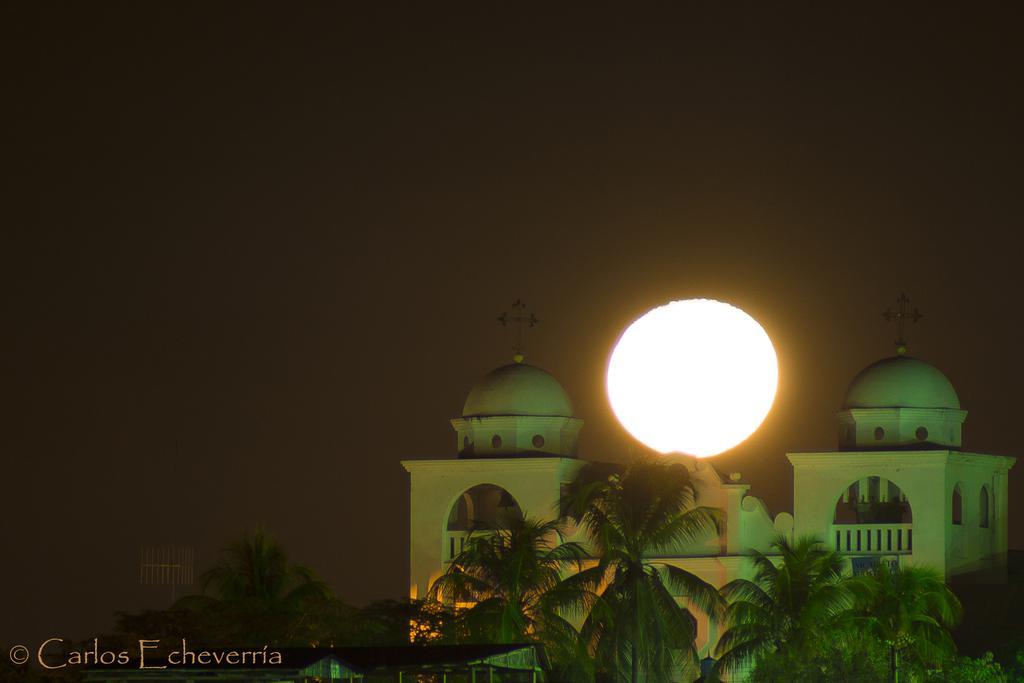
[607,299,778,457]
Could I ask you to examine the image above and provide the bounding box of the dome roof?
[843,355,960,410]
[463,363,574,418]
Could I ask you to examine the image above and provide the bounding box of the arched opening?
[979,486,990,528]
[447,484,523,532]
[952,484,963,525]
[834,476,912,524]
[446,484,524,560]
[832,476,913,554]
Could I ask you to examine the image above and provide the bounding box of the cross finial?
[497,299,538,363]
[882,293,922,355]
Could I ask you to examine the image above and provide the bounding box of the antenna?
[139,545,195,604]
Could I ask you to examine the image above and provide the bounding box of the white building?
[791,354,1014,580]
[402,351,1014,665]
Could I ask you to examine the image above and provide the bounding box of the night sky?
[3,3,1023,647]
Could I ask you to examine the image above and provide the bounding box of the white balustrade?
[831,523,913,554]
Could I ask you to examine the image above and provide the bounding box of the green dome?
[843,356,960,409]
[463,363,574,417]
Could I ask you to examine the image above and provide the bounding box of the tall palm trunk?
[630,602,638,679]
[889,645,897,683]
[632,568,640,683]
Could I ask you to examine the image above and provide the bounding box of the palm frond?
[660,563,725,620]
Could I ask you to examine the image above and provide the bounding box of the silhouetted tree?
[562,455,724,683]
[846,563,961,682]
[428,515,594,681]
[714,535,850,677]
[173,528,333,646]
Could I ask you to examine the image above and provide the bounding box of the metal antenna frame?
[140,545,195,604]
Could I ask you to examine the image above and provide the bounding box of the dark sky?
[3,2,1023,647]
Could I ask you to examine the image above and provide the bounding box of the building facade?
[403,351,1014,672]
[790,354,1014,581]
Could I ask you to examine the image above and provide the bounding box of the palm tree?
[714,534,851,677]
[844,563,961,683]
[428,516,589,646]
[175,528,332,645]
[195,528,330,606]
[561,456,725,683]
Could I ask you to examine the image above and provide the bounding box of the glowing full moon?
[607,299,778,457]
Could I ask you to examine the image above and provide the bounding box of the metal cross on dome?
[498,299,538,363]
[882,293,922,355]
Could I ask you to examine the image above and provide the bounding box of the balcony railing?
[832,523,912,554]
[445,530,471,561]
[445,529,502,561]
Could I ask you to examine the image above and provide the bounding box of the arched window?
[952,484,963,525]
[833,477,911,524]
[447,484,523,532]
[980,486,990,528]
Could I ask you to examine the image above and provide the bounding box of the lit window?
[491,435,502,449]
[874,427,885,440]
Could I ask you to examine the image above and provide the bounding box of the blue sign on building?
[851,555,899,575]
